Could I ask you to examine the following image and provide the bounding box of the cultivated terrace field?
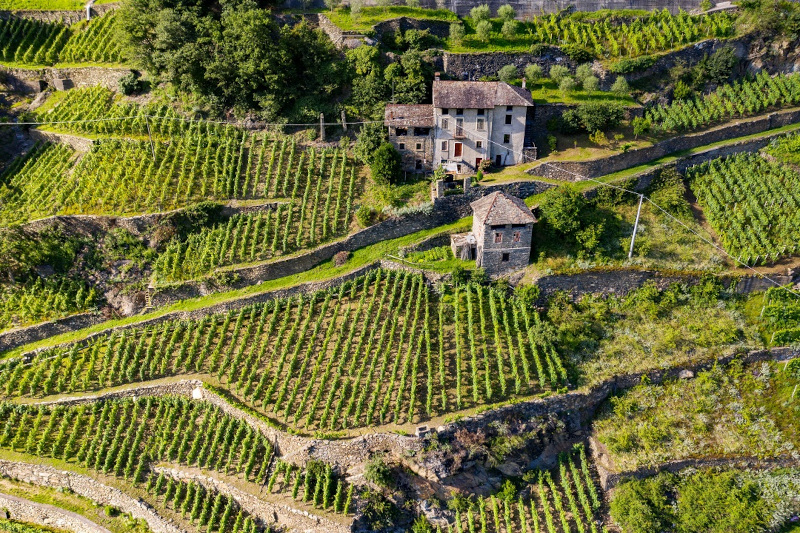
[1,0,800,532]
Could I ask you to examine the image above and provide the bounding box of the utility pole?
[341,109,348,132]
[144,115,156,162]
[319,113,325,142]
[628,193,644,259]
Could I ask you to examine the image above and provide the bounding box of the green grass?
[0,0,115,9]
[325,5,457,32]
[527,79,637,105]
[0,216,472,360]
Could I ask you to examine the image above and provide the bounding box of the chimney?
[521,77,526,89]
[434,72,441,81]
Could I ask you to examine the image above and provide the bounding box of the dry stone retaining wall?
[529,107,800,180]
[30,129,94,151]
[1,66,130,94]
[0,461,184,533]
[0,492,111,533]
[0,3,118,24]
[152,466,352,533]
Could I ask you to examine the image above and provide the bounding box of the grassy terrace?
[323,6,457,32]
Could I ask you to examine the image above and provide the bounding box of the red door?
[454,142,462,157]
[475,158,482,168]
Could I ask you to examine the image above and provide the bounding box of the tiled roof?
[432,81,535,109]
[471,191,537,225]
[384,104,434,127]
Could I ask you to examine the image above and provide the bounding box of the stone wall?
[0,312,103,354]
[437,48,574,82]
[529,107,800,180]
[0,3,118,24]
[1,66,130,94]
[29,129,94,151]
[372,17,452,40]
[0,461,182,533]
[306,13,366,48]
[0,493,111,533]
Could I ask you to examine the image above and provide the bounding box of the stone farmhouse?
[451,191,537,275]
[384,77,537,175]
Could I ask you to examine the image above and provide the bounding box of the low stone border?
[0,492,112,533]
[0,461,183,533]
[152,465,351,533]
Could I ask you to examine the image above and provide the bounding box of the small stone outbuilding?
[451,191,536,275]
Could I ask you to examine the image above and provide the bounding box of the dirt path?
[0,491,112,533]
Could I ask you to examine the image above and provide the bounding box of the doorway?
[454,142,462,157]
[495,154,502,166]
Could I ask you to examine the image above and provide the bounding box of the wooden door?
[454,142,462,157]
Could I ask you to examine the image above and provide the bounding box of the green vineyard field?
[0,270,568,431]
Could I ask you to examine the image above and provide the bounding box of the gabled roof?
[384,104,434,127]
[432,81,535,109]
[471,191,537,225]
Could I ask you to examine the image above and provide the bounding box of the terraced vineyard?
[762,286,800,345]
[687,152,800,265]
[0,277,97,331]
[0,12,123,66]
[445,444,604,533]
[646,71,800,133]
[0,136,360,231]
[0,270,567,431]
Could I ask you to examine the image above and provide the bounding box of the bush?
[354,122,388,164]
[406,0,420,7]
[497,4,516,20]
[561,44,593,63]
[549,65,570,84]
[608,55,655,73]
[559,76,577,93]
[475,20,492,41]
[469,4,491,21]
[370,143,402,185]
[501,19,519,38]
[356,205,377,227]
[540,186,585,235]
[524,63,543,81]
[364,456,393,487]
[632,116,651,138]
[611,76,630,96]
[498,64,518,82]
[582,75,599,91]
[547,134,557,152]
[333,250,349,266]
[673,79,692,100]
[530,43,549,56]
[449,22,465,44]
[610,477,674,533]
[560,102,625,133]
[104,505,120,517]
[575,63,593,84]
[118,70,143,95]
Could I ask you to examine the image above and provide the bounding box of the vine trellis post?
[628,193,644,259]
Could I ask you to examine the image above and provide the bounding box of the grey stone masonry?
[0,492,112,533]
[470,191,536,275]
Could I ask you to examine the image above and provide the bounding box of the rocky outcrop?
[0,461,183,533]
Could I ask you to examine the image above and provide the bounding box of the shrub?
[470,4,491,21]
[406,0,420,6]
[575,63,593,84]
[364,456,393,487]
[582,75,599,91]
[118,71,143,96]
[610,477,674,533]
[540,186,585,235]
[560,102,625,133]
[497,4,516,20]
[449,22,465,44]
[354,122,388,164]
[561,44,593,63]
[370,143,402,185]
[611,76,630,96]
[475,20,492,42]
[673,79,692,100]
[350,0,364,18]
[530,43,549,56]
[549,65,570,84]
[547,134,557,152]
[104,505,120,517]
[632,116,651,138]
[524,63,543,81]
[559,76,577,93]
[501,19,519,38]
[608,55,655,73]
[498,64,518,83]
[355,205,377,228]
[333,250,349,266]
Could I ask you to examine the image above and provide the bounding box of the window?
[477,118,485,131]
[396,127,408,136]
[456,108,464,115]
[501,253,510,262]
[505,114,512,125]
[477,108,485,116]
[476,141,483,149]
[441,118,449,130]
[441,140,448,151]
[455,118,464,138]
[399,143,405,150]
[416,142,422,150]
[513,231,521,243]
[511,223,526,228]
[457,164,463,173]
[442,108,449,115]
[506,105,513,112]
[503,134,511,144]
[490,224,506,230]
[494,232,503,243]
[441,159,447,165]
